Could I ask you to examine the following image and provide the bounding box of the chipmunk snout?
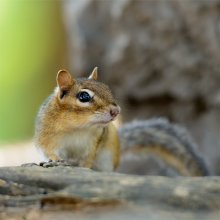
[110,106,120,118]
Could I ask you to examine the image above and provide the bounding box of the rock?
[62,0,220,175]
[0,166,220,219]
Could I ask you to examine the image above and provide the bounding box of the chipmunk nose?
[110,106,120,118]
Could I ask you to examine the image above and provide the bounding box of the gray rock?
[1,166,220,219]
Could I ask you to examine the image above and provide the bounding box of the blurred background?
[1,0,220,174]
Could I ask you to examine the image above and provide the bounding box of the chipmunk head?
[55,67,120,128]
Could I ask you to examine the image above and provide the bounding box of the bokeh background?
[1,0,220,174]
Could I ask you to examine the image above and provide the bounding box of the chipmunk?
[35,67,120,172]
[35,67,210,176]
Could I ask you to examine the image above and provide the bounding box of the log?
[0,165,220,219]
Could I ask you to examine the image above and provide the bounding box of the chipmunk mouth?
[91,113,117,125]
[96,118,114,125]
[91,105,120,126]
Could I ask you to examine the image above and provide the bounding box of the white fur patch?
[55,128,95,163]
[54,86,59,94]
[93,149,114,172]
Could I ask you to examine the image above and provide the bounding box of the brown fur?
[35,68,120,171]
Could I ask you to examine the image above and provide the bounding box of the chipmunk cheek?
[74,113,92,127]
[95,101,108,111]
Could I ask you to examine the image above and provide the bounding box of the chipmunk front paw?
[39,159,78,168]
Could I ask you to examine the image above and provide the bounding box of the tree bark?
[0,165,220,219]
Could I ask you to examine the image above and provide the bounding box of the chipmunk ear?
[56,69,75,99]
[88,67,98,80]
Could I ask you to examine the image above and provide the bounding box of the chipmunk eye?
[77,91,92,103]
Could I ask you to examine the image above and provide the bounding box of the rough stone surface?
[62,0,220,175]
[1,165,220,219]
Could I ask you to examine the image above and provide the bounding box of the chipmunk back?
[118,118,210,176]
[35,68,120,171]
